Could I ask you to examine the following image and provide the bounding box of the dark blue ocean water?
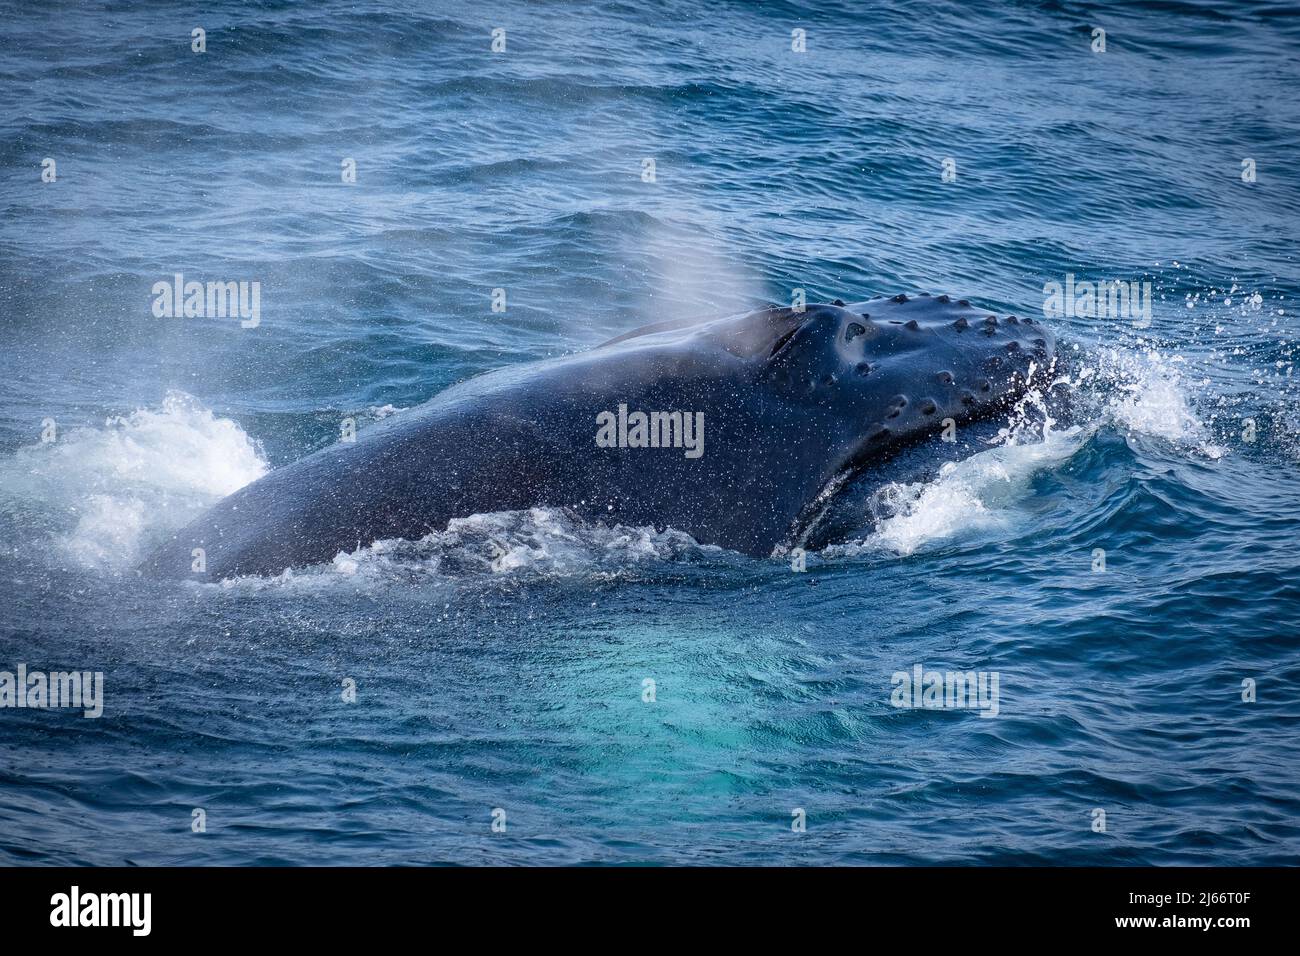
[1,0,1299,865]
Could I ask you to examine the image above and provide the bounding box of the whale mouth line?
[783,403,979,555]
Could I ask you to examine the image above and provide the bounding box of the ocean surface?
[1,0,1298,865]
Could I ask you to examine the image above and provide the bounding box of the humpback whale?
[142,294,1057,578]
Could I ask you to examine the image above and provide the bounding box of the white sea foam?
[0,392,267,569]
[827,422,1089,559]
[216,506,719,589]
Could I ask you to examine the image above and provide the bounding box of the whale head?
[588,292,1059,553]
[598,291,1058,474]
[739,294,1059,543]
[757,292,1056,446]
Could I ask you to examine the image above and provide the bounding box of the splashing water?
[0,392,267,569]
[828,345,1226,558]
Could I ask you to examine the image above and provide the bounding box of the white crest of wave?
[0,392,267,569]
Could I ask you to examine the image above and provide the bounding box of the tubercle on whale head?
[759,294,1052,370]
